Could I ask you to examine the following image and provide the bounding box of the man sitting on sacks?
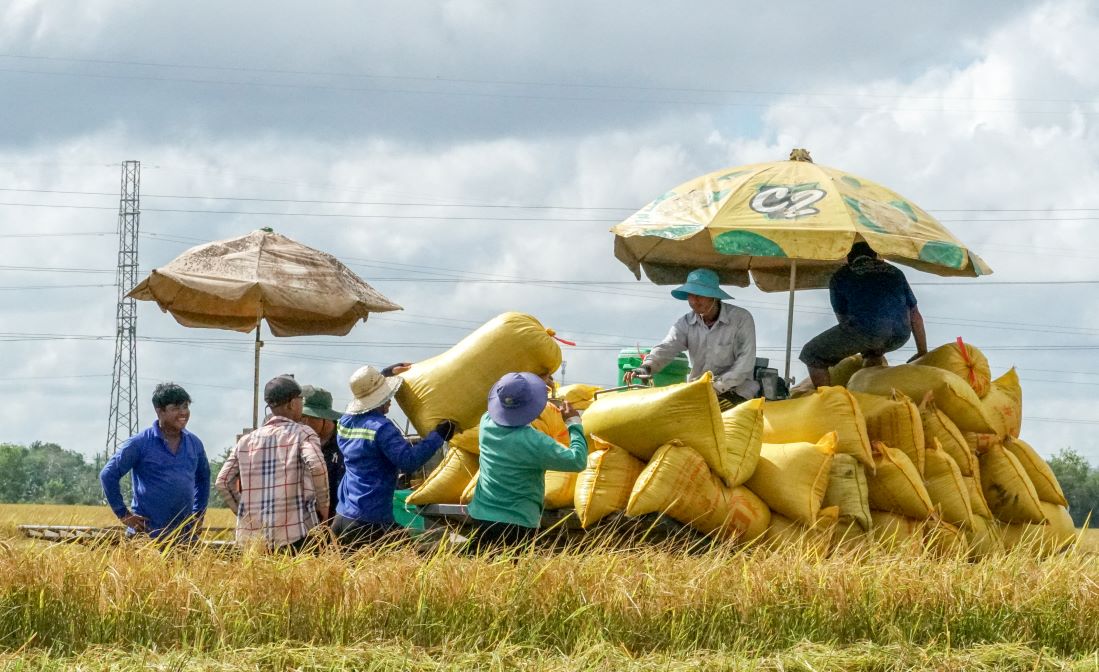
[625,267,759,408]
[333,363,458,548]
[799,241,928,388]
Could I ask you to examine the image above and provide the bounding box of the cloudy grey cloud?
[0,1,1022,147]
[1,1,1096,467]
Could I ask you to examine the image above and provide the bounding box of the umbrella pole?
[253,324,263,429]
[784,259,797,383]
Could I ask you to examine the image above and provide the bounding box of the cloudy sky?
[1,0,1097,464]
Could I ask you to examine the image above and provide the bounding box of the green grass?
[2,505,1098,669]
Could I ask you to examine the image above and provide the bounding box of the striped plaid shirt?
[216,415,329,548]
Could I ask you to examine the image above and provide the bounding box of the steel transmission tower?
[105,160,141,459]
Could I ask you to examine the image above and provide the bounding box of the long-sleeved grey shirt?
[644,302,760,399]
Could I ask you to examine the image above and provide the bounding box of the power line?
[0,230,114,238]
[1025,416,1099,426]
[0,284,113,290]
[1,52,1094,111]
[0,265,115,274]
[0,52,1081,104]
[11,186,1099,217]
[5,64,1093,117]
[0,200,621,221]
[10,191,1099,226]
[7,331,1097,356]
[0,187,633,212]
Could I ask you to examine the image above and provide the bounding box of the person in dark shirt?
[300,385,344,524]
[800,242,928,387]
[100,383,210,541]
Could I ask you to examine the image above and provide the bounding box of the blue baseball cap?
[670,268,732,301]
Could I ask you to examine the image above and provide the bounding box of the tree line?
[0,440,1097,524]
[1048,448,1099,527]
[0,442,227,507]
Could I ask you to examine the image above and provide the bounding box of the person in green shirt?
[468,371,587,549]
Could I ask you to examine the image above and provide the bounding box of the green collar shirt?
[468,412,588,528]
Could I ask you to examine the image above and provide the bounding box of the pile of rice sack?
[401,319,1074,557]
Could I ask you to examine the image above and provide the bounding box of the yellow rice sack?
[722,486,772,543]
[964,476,993,518]
[822,453,871,532]
[924,519,969,558]
[573,438,645,529]
[866,442,934,519]
[395,312,562,436]
[847,364,998,434]
[449,427,480,455]
[979,443,1045,524]
[762,386,874,469]
[852,391,925,474]
[829,354,868,388]
[531,403,570,445]
[923,440,974,528]
[721,397,765,487]
[554,383,601,411]
[460,471,478,505]
[449,402,570,456]
[981,368,1022,438]
[832,518,871,553]
[1004,437,1068,507]
[406,447,479,506]
[869,511,925,553]
[581,374,727,477]
[966,515,1002,558]
[543,471,577,510]
[745,433,836,526]
[462,468,575,510]
[627,441,770,541]
[763,508,839,557]
[919,397,976,476]
[912,339,991,398]
[1000,502,1076,556]
[963,431,1001,456]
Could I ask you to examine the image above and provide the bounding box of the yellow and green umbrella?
[612,149,991,379]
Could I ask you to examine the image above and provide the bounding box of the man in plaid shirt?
[216,375,329,552]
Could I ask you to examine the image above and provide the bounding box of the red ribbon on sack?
[955,336,979,388]
[545,329,576,347]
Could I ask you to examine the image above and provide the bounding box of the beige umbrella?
[129,228,401,426]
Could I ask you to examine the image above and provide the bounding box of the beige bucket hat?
[345,365,403,415]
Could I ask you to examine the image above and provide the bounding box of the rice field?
[2,504,1098,671]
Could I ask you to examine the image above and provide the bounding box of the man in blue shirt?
[800,242,928,387]
[100,383,211,541]
[333,363,457,547]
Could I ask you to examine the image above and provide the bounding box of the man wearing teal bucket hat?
[625,267,758,406]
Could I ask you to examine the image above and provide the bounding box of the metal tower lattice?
[105,160,141,459]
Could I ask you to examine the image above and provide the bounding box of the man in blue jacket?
[332,364,457,547]
[100,383,211,541]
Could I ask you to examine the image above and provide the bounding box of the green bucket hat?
[301,385,342,421]
[670,268,732,301]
